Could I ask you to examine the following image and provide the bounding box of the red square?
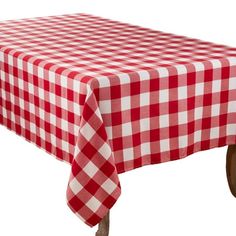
[188,121,195,134]
[100,161,115,177]
[111,111,122,125]
[220,90,228,103]
[169,125,179,137]
[150,104,159,116]
[187,72,196,85]
[112,137,123,151]
[132,133,141,146]
[68,196,84,212]
[187,97,195,110]
[131,107,140,121]
[84,179,100,195]
[203,94,212,106]
[202,117,211,129]
[87,214,102,227]
[111,85,121,99]
[169,101,178,113]
[204,69,213,82]
[150,129,160,142]
[169,75,178,88]
[130,81,140,96]
[222,66,230,79]
[82,142,97,158]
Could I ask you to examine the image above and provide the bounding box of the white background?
[0,0,236,235]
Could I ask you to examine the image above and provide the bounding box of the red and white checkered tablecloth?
[1,13,236,227]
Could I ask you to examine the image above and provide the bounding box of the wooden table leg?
[226,145,236,197]
[96,211,110,236]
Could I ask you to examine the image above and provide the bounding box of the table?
[0,13,236,236]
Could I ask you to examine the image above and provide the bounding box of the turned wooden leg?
[226,145,236,197]
[96,211,110,236]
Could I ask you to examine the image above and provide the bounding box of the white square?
[179,135,188,148]
[141,142,151,156]
[98,143,112,159]
[138,70,150,81]
[140,92,149,106]
[39,108,45,119]
[19,98,25,109]
[140,118,150,132]
[30,123,36,134]
[98,76,110,87]
[227,124,236,135]
[211,59,221,68]
[228,101,236,113]
[175,65,187,74]
[61,119,68,131]
[50,114,56,124]
[9,74,14,86]
[27,63,33,74]
[178,111,188,124]
[160,139,170,152]
[194,107,203,120]
[210,127,219,139]
[101,179,117,194]
[61,97,68,110]
[38,67,44,78]
[18,79,24,90]
[99,100,111,114]
[8,55,14,66]
[159,89,169,103]
[118,73,131,85]
[122,122,132,136]
[229,57,236,66]
[1,89,6,100]
[211,104,220,116]
[121,96,131,111]
[61,76,68,88]
[195,83,204,96]
[38,88,44,98]
[2,107,7,118]
[158,67,169,78]
[84,162,99,178]
[10,94,14,104]
[17,58,23,70]
[51,134,57,146]
[28,83,34,94]
[229,77,236,90]
[0,51,3,60]
[178,86,188,100]
[50,93,56,104]
[48,71,56,83]
[212,80,221,93]
[105,126,113,139]
[193,62,204,71]
[194,130,202,142]
[80,123,95,141]
[123,148,134,161]
[69,178,83,195]
[62,140,69,152]
[86,196,101,212]
[29,103,35,114]
[39,128,46,140]
[10,112,15,123]
[0,70,5,81]
[159,114,169,128]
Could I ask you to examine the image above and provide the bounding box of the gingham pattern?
[0,13,236,227]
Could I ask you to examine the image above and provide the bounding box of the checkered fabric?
[1,13,236,227]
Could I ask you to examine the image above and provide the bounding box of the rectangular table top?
[1,13,236,227]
